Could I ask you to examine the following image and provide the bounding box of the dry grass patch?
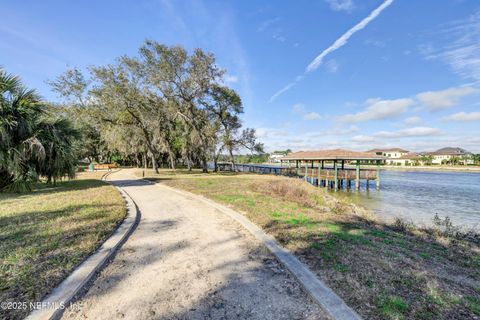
[156,169,480,320]
[0,172,125,320]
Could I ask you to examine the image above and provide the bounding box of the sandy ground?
[62,169,327,320]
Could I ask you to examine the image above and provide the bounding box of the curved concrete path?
[62,169,328,320]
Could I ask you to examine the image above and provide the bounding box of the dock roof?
[398,152,421,159]
[282,149,385,161]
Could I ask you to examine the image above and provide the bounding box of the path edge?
[155,182,362,320]
[26,170,139,320]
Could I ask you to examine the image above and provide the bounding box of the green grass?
[0,172,125,320]
[377,295,409,319]
[465,295,480,315]
[145,168,480,320]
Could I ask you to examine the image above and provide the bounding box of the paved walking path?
[62,169,327,319]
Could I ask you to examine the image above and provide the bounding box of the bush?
[432,214,480,244]
[392,217,414,233]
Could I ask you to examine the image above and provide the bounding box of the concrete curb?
[155,182,362,320]
[26,170,139,320]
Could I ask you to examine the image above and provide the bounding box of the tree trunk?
[201,158,208,173]
[143,152,148,170]
[151,154,159,174]
[169,153,176,170]
[212,149,219,172]
[135,153,141,168]
[229,148,236,172]
[198,138,209,173]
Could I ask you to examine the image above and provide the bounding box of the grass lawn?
[141,168,480,320]
[0,171,125,320]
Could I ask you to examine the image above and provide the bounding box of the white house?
[427,147,473,165]
[268,151,290,163]
[367,148,410,165]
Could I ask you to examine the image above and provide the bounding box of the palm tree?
[0,68,79,191]
[0,68,46,191]
[36,118,79,185]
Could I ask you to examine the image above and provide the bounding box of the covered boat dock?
[280,149,385,191]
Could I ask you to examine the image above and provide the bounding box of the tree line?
[50,40,263,173]
[0,40,263,191]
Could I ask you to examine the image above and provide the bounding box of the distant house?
[427,147,473,165]
[268,150,290,163]
[390,153,423,166]
[367,148,410,165]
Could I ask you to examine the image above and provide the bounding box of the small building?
[427,147,473,165]
[367,148,409,165]
[269,152,287,163]
[388,153,421,166]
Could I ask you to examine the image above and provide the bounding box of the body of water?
[230,164,480,229]
[338,170,480,229]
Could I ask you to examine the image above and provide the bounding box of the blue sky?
[1,0,480,152]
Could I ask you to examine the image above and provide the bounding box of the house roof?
[427,147,471,155]
[398,153,421,159]
[283,149,385,161]
[367,148,409,153]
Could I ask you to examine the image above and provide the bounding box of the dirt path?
[62,169,327,320]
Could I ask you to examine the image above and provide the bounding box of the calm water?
[225,164,480,229]
[338,170,480,230]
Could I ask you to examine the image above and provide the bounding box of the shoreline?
[252,162,480,174]
[364,165,480,173]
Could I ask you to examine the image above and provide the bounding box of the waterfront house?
[391,153,422,166]
[427,147,473,165]
[367,148,410,165]
[268,150,289,163]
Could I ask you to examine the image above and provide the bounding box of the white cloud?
[255,128,289,138]
[325,0,355,12]
[306,0,394,73]
[292,103,322,120]
[364,39,386,48]
[416,86,479,111]
[292,103,306,113]
[442,111,480,121]
[257,17,280,32]
[374,126,440,138]
[303,112,322,120]
[269,0,394,102]
[273,33,286,43]
[269,82,296,103]
[404,116,421,125]
[352,135,375,142]
[325,59,339,73]
[224,74,238,83]
[422,11,480,83]
[310,125,359,137]
[339,98,414,123]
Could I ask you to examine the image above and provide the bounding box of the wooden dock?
[281,149,384,191]
[220,149,385,191]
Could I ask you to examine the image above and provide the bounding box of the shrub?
[392,217,414,233]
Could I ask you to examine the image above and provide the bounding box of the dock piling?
[334,161,338,191]
[355,162,360,190]
[376,161,380,190]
